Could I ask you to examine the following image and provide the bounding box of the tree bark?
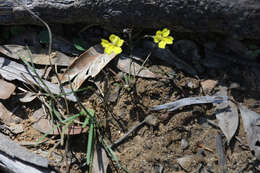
[1,0,260,39]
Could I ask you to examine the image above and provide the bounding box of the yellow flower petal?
[164,36,173,44]
[101,39,110,48]
[158,41,167,49]
[113,46,122,54]
[154,35,161,43]
[116,39,124,47]
[162,28,170,37]
[109,34,120,45]
[156,30,162,37]
[104,45,114,55]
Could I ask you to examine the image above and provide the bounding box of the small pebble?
[200,79,218,93]
[187,81,195,89]
[176,155,204,172]
[181,139,189,150]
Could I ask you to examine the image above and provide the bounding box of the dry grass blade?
[61,44,117,89]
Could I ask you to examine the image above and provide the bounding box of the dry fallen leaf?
[0,102,15,125]
[216,101,239,144]
[176,155,204,172]
[117,55,159,78]
[152,96,228,111]
[200,79,218,93]
[32,108,88,135]
[61,44,117,89]
[0,132,49,168]
[239,104,260,160]
[0,57,77,102]
[0,45,73,66]
[0,79,16,99]
[19,91,38,103]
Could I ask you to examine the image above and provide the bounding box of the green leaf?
[74,38,88,51]
[87,119,94,165]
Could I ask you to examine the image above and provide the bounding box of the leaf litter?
[0,57,77,102]
[0,79,16,99]
[0,24,260,173]
[61,44,117,89]
[0,45,73,66]
[239,104,260,160]
[32,108,88,135]
[215,100,239,144]
[117,54,160,79]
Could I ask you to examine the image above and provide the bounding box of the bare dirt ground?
[0,25,260,173]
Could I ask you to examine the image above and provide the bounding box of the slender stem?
[110,120,145,148]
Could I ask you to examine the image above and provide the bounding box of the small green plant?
[74,38,88,51]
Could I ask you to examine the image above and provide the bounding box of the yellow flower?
[101,34,124,55]
[153,28,174,49]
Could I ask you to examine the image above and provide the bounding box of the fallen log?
[0,0,260,39]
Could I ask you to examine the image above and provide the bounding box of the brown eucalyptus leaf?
[61,44,116,89]
[239,105,260,160]
[32,108,88,135]
[216,101,239,144]
[117,56,159,78]
[0,79,16,99]
[0,102,15,125]
[0,45,73,66]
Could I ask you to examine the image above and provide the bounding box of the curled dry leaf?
[117,55,159,79]
[61,44,117,89]
[32,108,88,135]
[0,79,16,99]
[0,45,73,66]
[214,86,238,144]
[239,105,260,160]
[152,96,228,112]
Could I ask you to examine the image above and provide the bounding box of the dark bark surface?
[0,0,260,39]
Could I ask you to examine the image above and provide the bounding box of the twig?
[110,115,157,148]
